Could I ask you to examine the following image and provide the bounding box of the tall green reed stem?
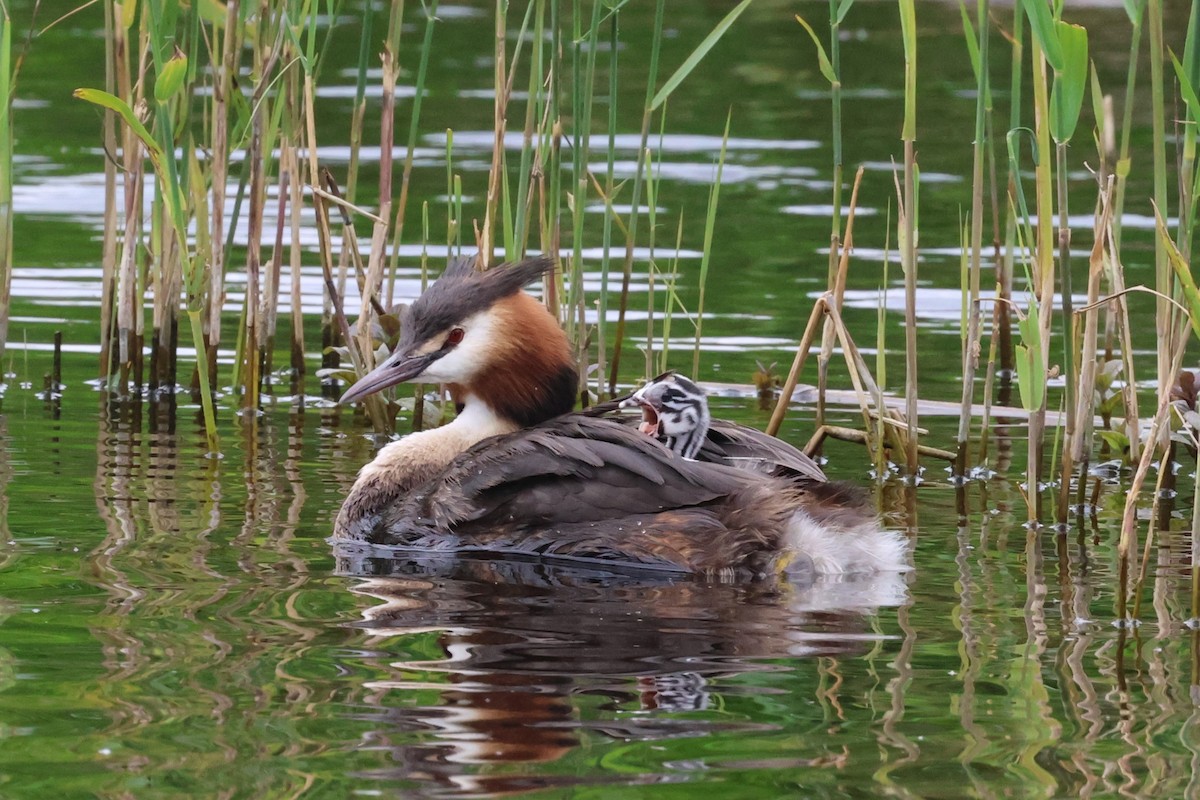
[956,0,990,474]
[0,6,12,369]
[898,0,920,475]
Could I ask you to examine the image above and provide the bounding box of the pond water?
[2,0,1199,797]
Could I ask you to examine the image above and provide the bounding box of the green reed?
[690,114,730,381]
[0,4,12,371]
[607,0,665,396]
[898,0,919,476]
[956,0,989,475]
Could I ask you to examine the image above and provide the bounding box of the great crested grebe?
[334,255,908,579]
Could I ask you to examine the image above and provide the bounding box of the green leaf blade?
[1020,0,1065,72]
[650,0,754,111]
[795,14,838,86]
[1048,21,1088,143]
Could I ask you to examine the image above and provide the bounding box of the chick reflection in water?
[339,558,909,794]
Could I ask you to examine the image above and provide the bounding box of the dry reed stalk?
[831,167,865,304]
[1100,218,1141,461]
[386,0,436,306]
[767,291,907,459]
[823,299,909,454]
[261,166,286,386]
[544,122,563,318]
[242,105,267,410]
[1070,177,1115,466]
[800,166,866,449]
[98,0,120,385]
[285,147,305,378]
[805,425,955,463]
[318,179,386,321]
[301,62,384,428]
[766,299,826,438]
[1147,0,1173,432]
[1053,158,1078,523]
[354,43,399,376]
[207,0,238,380]
[975,303,999,467]
[113,17,145,392]
[1117,327,1189,621]
[116,136,142,391]
[344,4,372,206]
[1131,437,1179,621]
[478,0,509,266]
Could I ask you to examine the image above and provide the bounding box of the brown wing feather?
[366,414,816,577]
[393,415,750,529]
[699,419,828,483]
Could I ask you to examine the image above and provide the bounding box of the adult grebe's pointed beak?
[339,349,437,405]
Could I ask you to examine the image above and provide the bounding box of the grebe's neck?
[456,292,578,428]
[335,393,519,538]
[368,392,518,484]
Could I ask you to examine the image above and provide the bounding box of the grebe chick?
[621,372,710,460]
[334,256,908,579]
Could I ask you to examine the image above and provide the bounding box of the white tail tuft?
[785,509,910,575]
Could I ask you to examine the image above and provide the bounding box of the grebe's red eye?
[446,327,465,346]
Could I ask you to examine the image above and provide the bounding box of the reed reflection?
[85,399,326,796]
[336,554,909,794]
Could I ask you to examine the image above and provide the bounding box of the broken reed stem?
[767,292,902,458]
[805,424,955,463]
[766,299,826,438]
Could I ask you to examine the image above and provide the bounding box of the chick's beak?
[620,393,661,436]
[339,349,436,405]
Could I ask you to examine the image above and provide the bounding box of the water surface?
[1,1,1197,797]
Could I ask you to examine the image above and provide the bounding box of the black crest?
[400,255,556,348]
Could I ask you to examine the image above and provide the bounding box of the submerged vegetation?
[0,1,1192,621]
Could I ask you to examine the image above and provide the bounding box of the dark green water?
[2,1,1199,797]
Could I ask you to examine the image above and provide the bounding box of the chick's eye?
[446,327,465,346]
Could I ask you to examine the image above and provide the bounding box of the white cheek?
[420,346,483,383]
[417,311,497,383]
